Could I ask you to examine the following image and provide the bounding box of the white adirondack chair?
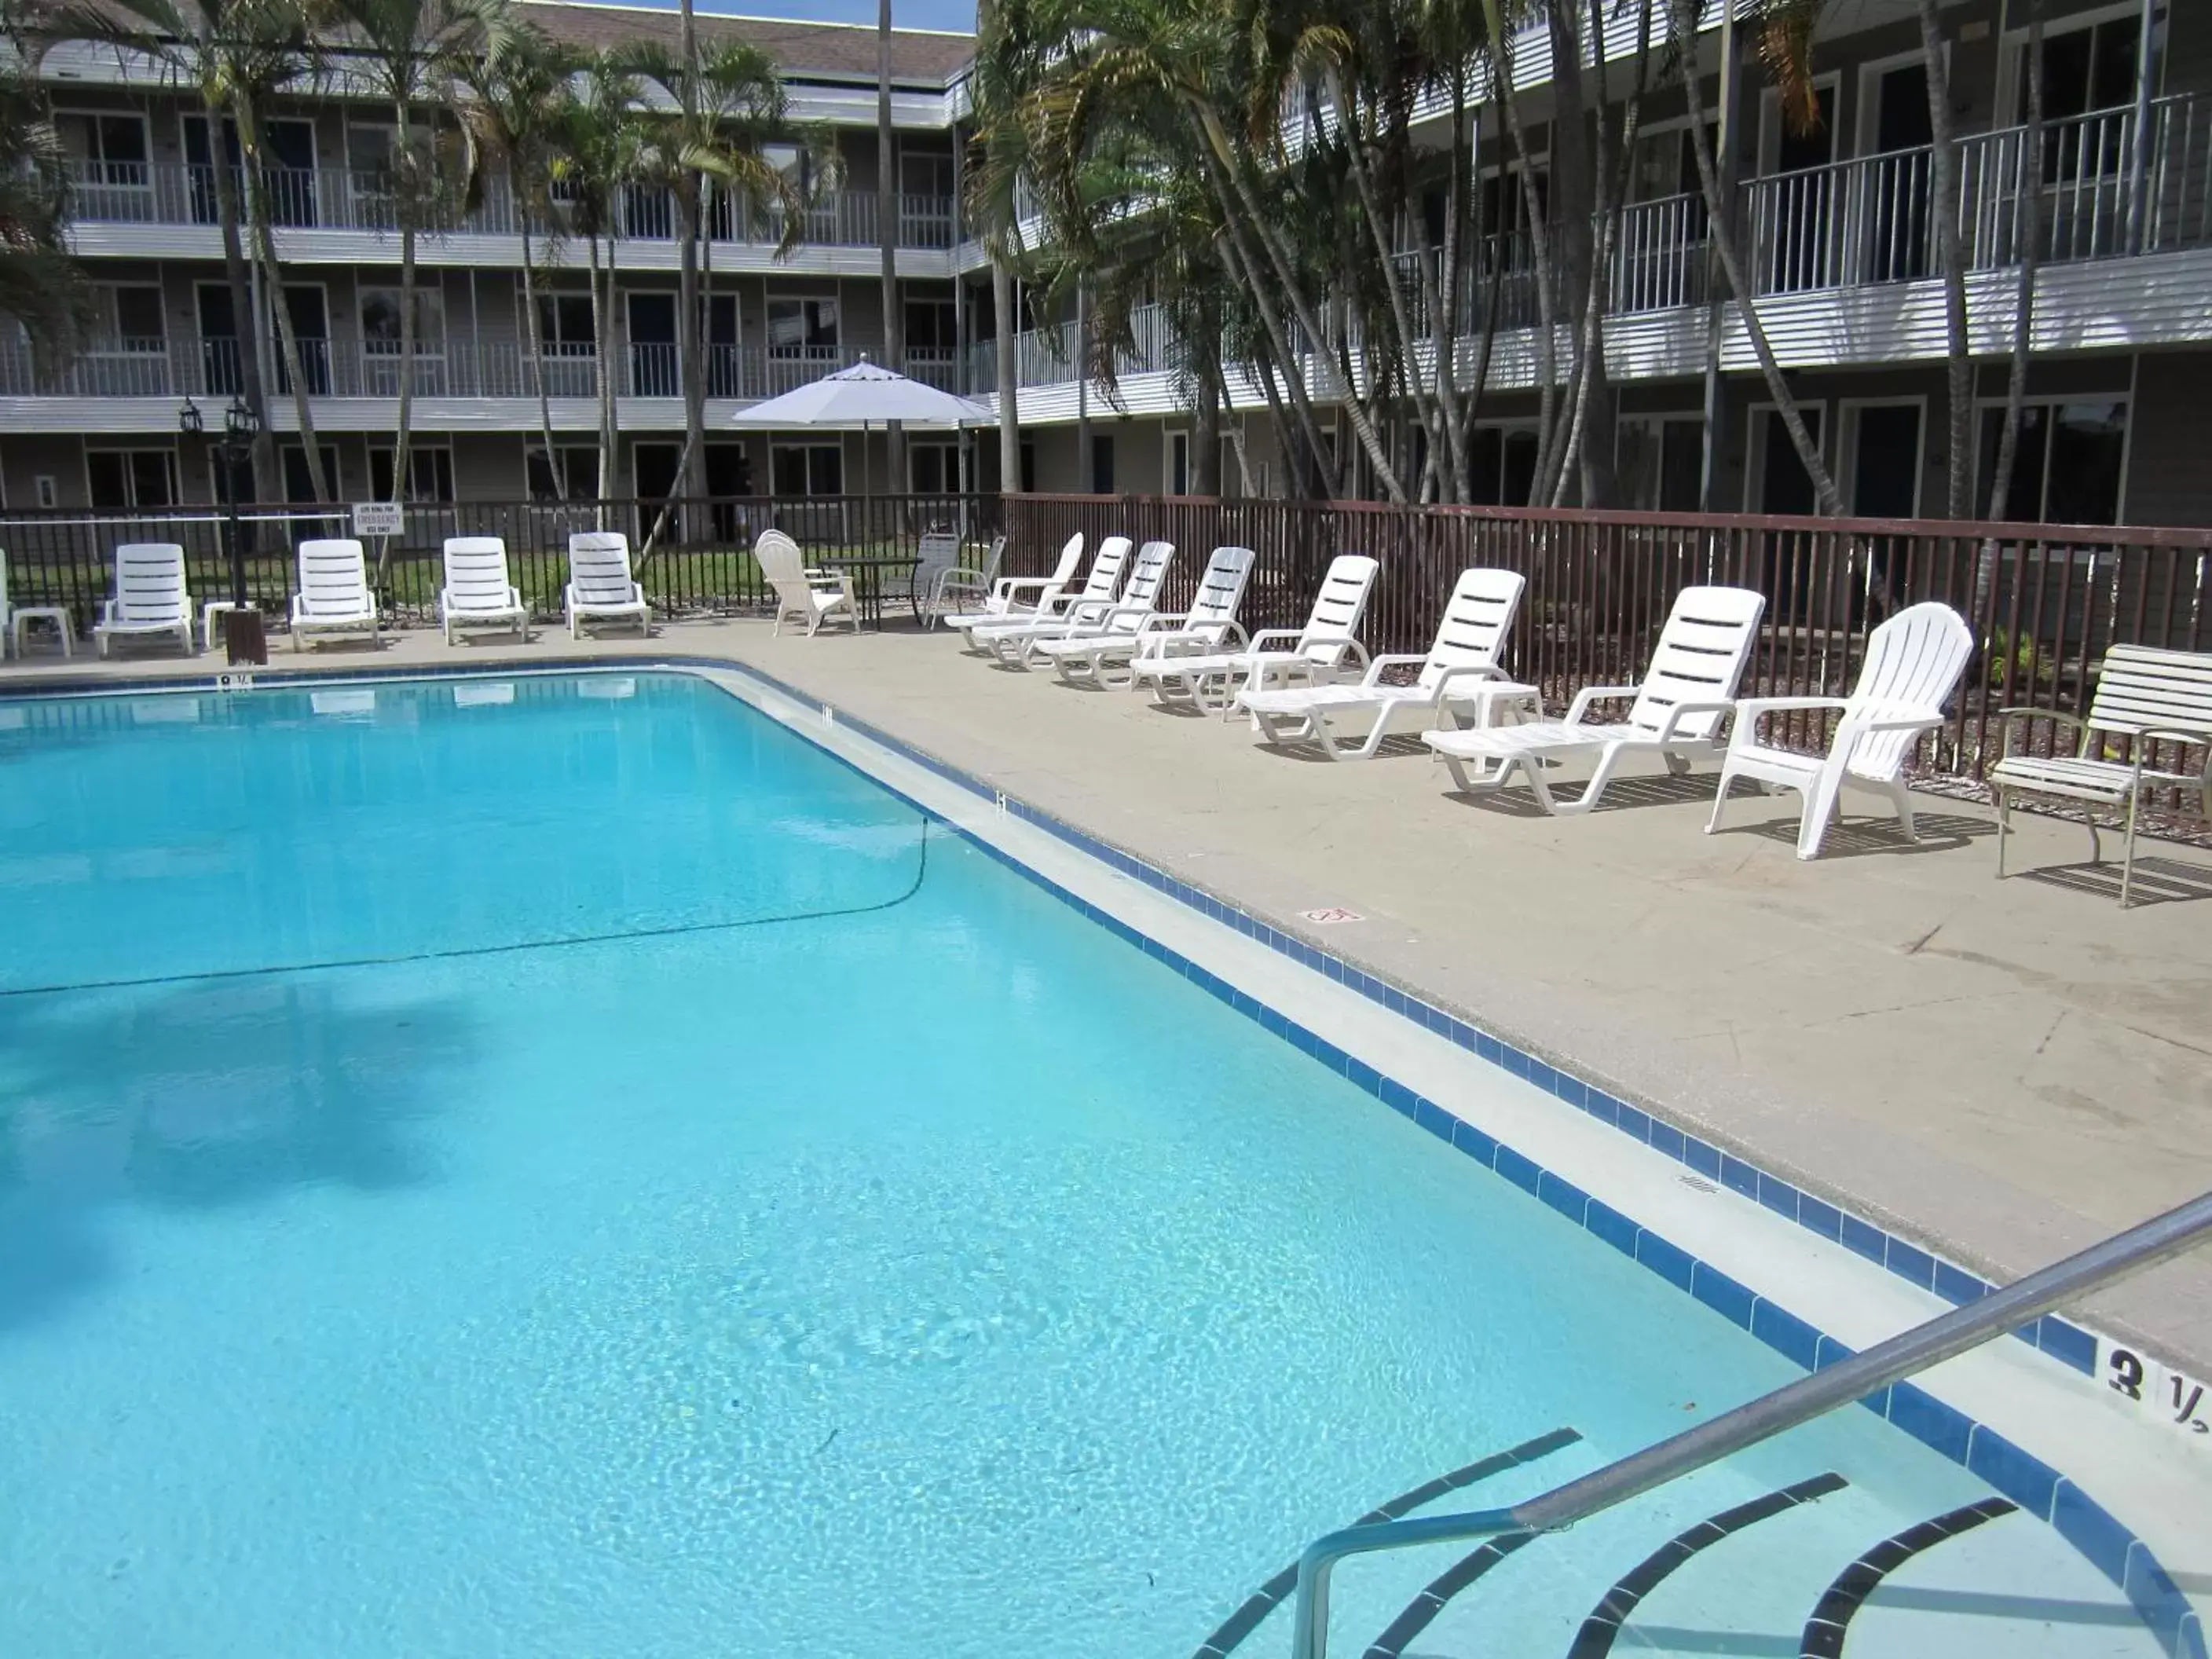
[1128,553,1381,714]
[438,536,527,644]
[1708,602,1974,859]
[1423,584,1767,812]
[928,535,1005,628]
[1238,568,1527,759]
[756,529,859,636]
[1031,541,1212,686]
[943,533,1083,636]
[566,532,650,638]
[972,536,1134,663]
[93,542,195,657]
[1989,642,2212,906]
[290,539,381,650]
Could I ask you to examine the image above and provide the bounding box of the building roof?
[518,2,975,86]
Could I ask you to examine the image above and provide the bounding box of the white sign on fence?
[352,501,404,538]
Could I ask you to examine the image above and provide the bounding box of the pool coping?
[4,654,2205,1657]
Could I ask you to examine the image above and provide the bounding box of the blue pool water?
[0,674,2148,1657]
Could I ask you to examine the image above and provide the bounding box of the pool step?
[1800,1496,2017,1657]
[1187,1426,1584,1659]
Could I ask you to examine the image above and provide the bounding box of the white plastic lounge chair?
[756,528,859,636]
[438,536,526,644]
[1029,541,1198,686]
[1423,584,1766,812]
[290,539,380,651]
[1238,568,1527,759]
[1129,553,1380,714]
[928,535,1006,628]
[943,533,1084,637]
[1989,642,2212,906]
[1103,544,1258,691]
[566,532,650,639]
[93,542,195,657]
[1708,602,1973,859]
[972,537,1134,664]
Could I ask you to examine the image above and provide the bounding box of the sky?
[613,0,980,34]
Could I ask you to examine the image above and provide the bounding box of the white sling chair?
[927,534,1005,628]
[566,532,650,638]
[290,539,380,650]
[1130,552,1380,713]
[438,536,527,643]
[1423,584,1766,812]
[1707,602,1973,859]
[1239,568,1526,759]
[756,529,859,636]
[94,542,194,657]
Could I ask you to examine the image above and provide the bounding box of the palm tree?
[1987,0,2045,522]
[325,0,507,521]
[49,0,317,500]
[2,3,90,354]
[618,34,797,519]
[452,24,580,499]
[1914,0,1971,517]
[551,52,645,517]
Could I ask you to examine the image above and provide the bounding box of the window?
[1633,123,1713,200]
[904,297,958,353]
[1090,433,1115,494]
[1468,425,1539,505]
[361,287,444,353]
[899,151,954,199]
[1020,439,1037,493]
[369,445,456,503]
[764,142,816,194]
[767,297,839,353]
[771,443,843,496]
[2028,11,2140,126]
[63,112,148,184]
[527,444,600,502]
[1166,430,1190,496]
[1976,400,2128,526]
[537,294,595,346]
[94,284,166,347]
[280,445,339,504]
[1615,416,1704,511]
[909,441,962,494]
[86,448,177,509]
[1749,405,1827,516]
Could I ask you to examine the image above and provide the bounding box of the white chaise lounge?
[1022,540,1177,679]
[1129,553,1380,712]
[971,537,1133,664]
[1422,584,1766,812]
[1707,601,1973,859]
[756,529,859,636]
[438,536,527,643]
[1036,542,1240,687]
[290,539,381,650]
[943,533,1085,638]
[1238,568,1526,759]
[94,542,195,657]
[1988,641,2212,906]
[566,532,650,638]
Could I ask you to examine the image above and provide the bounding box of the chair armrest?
[1995,705,2084,760]
[1429,664,1507,704]
[99,600,119,626]
[1734,695,1850,719]
[2140,725,2212,750]
[1563,683,1643,726]
[991,575,1057,602]
[1651,699,1739,743]
[1246,628,1304,652]
[1295,634,1370,671]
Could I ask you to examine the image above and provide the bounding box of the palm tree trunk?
[518,216,566,499]
[992,254,1020,491]
[1989,0,2045,522]
[237,93,329,504]
[391,99,419,521]
[878,0,903,501]
[676,181,705,522]
[207,108,278,501]
[591,230,613,526]
[1670,0,1840,514]
[1917,0,1973,517]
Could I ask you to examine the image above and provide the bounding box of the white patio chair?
[1238,568,1527,759]
[1031,540,1205,686]
[928,534,1005,628]
[972,536,1134,663]
[93,542,195,657]
[1423,584,1766,812]
[1708,602,1973,859]
[902,531,965,627]
[438,536,527,644]
[756,528,859,637]
[1129,552,1380,713]
[566,532,650,638]
[943,533,1084,637]
[290,539,381,651]
[1989,642,2212,906]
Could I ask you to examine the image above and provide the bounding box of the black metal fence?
[1006,493,2212,803]
[0,493,1002,625]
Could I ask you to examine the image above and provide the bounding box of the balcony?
[60,160,959,252]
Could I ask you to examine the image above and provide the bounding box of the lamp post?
[181,394,269,664]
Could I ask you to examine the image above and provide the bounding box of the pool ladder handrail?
[1290,1188,2212,1659]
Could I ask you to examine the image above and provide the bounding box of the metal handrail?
[1291,1189,2212,1659]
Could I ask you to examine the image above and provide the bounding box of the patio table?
[811,553,924,628]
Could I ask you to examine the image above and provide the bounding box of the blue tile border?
[9,654,2198,1659]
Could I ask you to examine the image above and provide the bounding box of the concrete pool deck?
[6,617,2210,1377]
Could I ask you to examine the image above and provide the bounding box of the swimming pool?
[0,672,2174,1657]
